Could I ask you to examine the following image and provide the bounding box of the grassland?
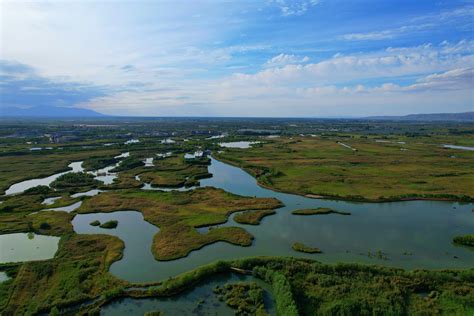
[0,234,125,315]
[77,187,282,260]
[138,155,211,188]
[234,209,276,225]
[291,242,322,254]
[215,135,474,202]
[240,257,474,315]
[292,207,351,216]
[0,148,121,195]
[78,257,474,316]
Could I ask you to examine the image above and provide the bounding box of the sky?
[0,0,473,117]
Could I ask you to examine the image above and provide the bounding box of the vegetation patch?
[51,172,100,191]
[0,211,74,236]
[453,234,474,247]
[292,242,322,254]
[100,220,118,229]
[77,187,282,260]
[1,234,125,315]
[214,282,268,315]
[215,136,474,202]
[292,207,351,216]
[234,209,276,225]
[139,155,211,188]
[90,220,101,226]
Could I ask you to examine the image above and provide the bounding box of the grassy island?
[292,242,322,253]
[100,220,118,229]
[77,187,282,260]
[51,172,100,191]
[292,207,350,216]
[453,234,474,247]
[234,209,276,225]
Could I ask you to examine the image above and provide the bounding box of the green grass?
[138,155,211,188]
[292,242,322,254]
[214,282,268,315]
[1,234,125,315]
[292,207,351,216]
[234,209,276,225]
[51,172,100,191]
[215,135,474,202]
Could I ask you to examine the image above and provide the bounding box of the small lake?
[4,161,84,195]
[101,273,275,316]
[0,233,60,263]
[72,157,474,283]
[72,211,160,282]
[219,141,260,149]
[443,144,474,151]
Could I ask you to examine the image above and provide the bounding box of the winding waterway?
[72,157,474,283]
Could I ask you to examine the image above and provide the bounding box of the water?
[0,271,9,283]
[0,233,59,263]
[443,144,474,151]
[42,196,62,205]
[144,158,154,167]
[219,141,260,149]
[124,139,140,145]
[161,138,176,144]
[72,157,474,283]
[101,273,275,316]
[42,201,82,213]
[72,211,160,282]
[71,189,104,198]
[4,161,84,195]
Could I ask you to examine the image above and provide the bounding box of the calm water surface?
[0,233,59,263]
[219,141,260,148]
[72,157,473,283]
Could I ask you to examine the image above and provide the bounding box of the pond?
[0,233,60,263]
[443,144,474,151]
[101,273,275,316]
[0,271,9,283]
[4,161,84,195]
[73,157,474,283]
[72,211,160,282]
[219,141,260,149]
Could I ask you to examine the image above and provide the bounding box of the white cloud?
[263,54,310,68]
[80,46,474,117]
[341,6,473,41]
[271,0,319,16]
[341,24,434,41]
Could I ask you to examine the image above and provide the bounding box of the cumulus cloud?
[263,54,310,68]
[79,42,474,117]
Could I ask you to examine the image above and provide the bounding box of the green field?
[216,135,474,201]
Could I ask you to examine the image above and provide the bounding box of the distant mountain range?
[1,105,106,118]
[365,112,474,122]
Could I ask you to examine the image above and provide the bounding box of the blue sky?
[1,0,473,117]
